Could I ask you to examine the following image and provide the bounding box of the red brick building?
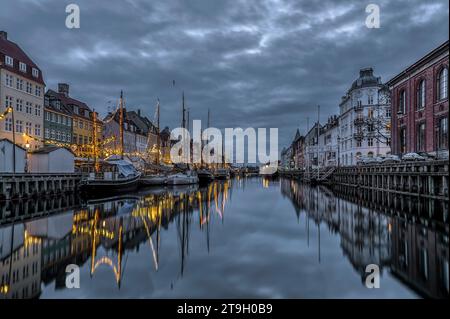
[388,41,448,156]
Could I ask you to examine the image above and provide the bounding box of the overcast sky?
[1,0,448,148]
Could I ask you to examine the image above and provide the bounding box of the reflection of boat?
[167,171,199,185]
[79,159,141,197]
[139,174,167,186]
[168,183,199,196]
[259,164,278,177]
[197,169,214,183]
[214,168,230,180]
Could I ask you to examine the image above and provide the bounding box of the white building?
[27,146,75,173]
[339,68,391,166]
[304,122,321,169]
[318,116,339,167]
[0,31,45,151]
[0,138,26,173]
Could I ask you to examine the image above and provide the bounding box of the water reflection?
[0,180,232,299]
[281,179,449,298]
[0,177,448,299]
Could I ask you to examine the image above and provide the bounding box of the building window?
[35,105,41,116]
[417,80,426,109]
[16,120,23,133]
[417,123,426,151]
[56,131,61,141]
[368,95,374,105]
[50,129,55,139]
[400,128,406,153]
[34,124,41,136]
[19,62,27,73]
[438,67,448,101]
[73,134,77,143]
[5,74,13,87]
[25,102,32,114]
[16,99,23,112]
[399,89,406,114]
[16,78,23,90]
[367,108,373,118]
[35,86,41,96]
[368,138,374,147]
[5,96,13,109]
[386,107,391,118]
[32,68,39,78]
[5,55,13,66]
[438,117,448,150]
[25,122,32,135]
[5,118,12,131]
[45,128,50,139]
[368,151,374,158]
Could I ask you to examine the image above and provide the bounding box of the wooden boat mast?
[119,91,124,160]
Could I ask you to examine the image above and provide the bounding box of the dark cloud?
[1,0,448,147]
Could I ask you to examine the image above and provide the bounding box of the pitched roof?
[31,145,75,155]
[45,90,73,116]
[0,138,27,151]
[0,34,45,85]
[46,89,92,120]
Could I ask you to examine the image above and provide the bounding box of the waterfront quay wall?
[332,160,449,200]
[280,160,449,201]
[0,173,82,201]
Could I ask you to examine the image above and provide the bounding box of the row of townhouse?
[1,31,166,162]
[282,40,448,168]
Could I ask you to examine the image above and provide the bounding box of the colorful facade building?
[49,83,102,158]
[388,41,448,157]
[0,31,45,151]
[291,129,305,169]
[44,88,73,147]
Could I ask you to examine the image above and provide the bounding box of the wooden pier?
[0,173,82,201]
[331,160,449,200]
[280,160,449,200]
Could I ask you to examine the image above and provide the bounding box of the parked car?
[402,152,426,161]
[380,154,401,164]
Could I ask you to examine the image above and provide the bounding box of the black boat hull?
[79,175,141,198]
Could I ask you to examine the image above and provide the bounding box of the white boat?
[259,164,278,177]
[140,174,167,186]
[167,171,199,185]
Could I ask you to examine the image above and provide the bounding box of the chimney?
[58,83,69,97]
[0,31,7,40]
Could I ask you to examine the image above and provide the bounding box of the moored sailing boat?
[140,99,167,187]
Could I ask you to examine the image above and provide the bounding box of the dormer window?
[19,62,27,72]
[32,68,39,78]
[5,55,13,66]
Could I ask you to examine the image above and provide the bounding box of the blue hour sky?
[1,0,448,148]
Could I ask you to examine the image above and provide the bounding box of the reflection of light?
[24,230,41,247]
[388,223,392,233]
[0,284,9,294]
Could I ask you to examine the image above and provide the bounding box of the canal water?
[0,177,448,299]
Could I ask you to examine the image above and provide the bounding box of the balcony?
[353,132,364,141]
[355,104,363,112]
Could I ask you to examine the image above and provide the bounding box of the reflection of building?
[390,218,449,298]
[0,31,45,151]
[281,179,449,298]
[388,41,448,156]
[0,224,41,299]
[0,181,231,298]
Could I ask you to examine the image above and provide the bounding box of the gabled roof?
[31,145,75,155]
[0,138,27,151]
[46,89,92,120]
[45,90,73,116]
[0,34,45,85]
